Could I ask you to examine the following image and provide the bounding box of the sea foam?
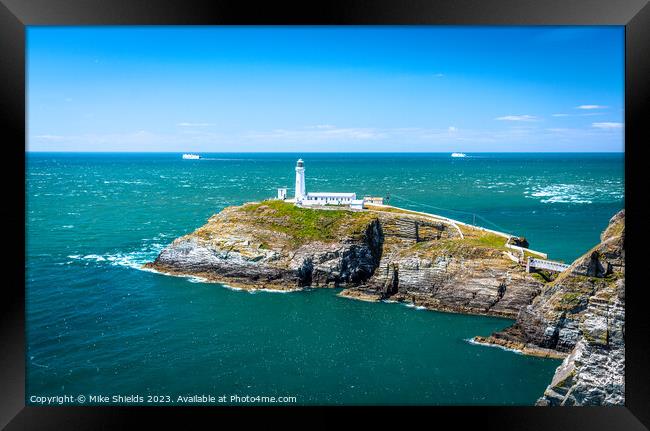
[465,338,524,355]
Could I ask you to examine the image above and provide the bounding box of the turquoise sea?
[26,153,624,405]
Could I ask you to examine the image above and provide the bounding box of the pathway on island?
[370,201,569,272]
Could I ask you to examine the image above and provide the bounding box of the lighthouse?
[295,159,306,200]
[280,158,364,208]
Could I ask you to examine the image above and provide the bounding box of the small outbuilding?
[363,196,384,205]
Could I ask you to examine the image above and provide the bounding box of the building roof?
[306,192,356,198]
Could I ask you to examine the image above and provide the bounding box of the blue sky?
[27,26,624,152]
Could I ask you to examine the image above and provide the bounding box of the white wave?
[403,303,427,310]
[66,240,166,270]
[186,275,210,283]
[65,241,301,294]
[475,181,517,190]
[465,338,523,355]
[380,299,427,309]
[525,183,623,204]
[103,180,151,185]
[255,287,300,294]
[82,254,106,261]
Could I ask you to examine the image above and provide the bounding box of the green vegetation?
[470,232,509,249]
[241,200,375,244]
[582,326,609,345]
[554,370,576,389]
[558,291,586,311]
[408,234,506,260]
[194,227,214,240]
[365,204,414,215]
[531,272,548,283]
[604,219,624,240]
[425,231,508,253]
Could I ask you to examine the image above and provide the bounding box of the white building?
[302,192,357,206]
[279,159,365,209]
[295,159,306,200]
[363,196,384,205]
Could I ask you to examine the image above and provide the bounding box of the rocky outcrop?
[146,201,385,290]
[147,200,544,319]
[475,210,625,405]
[340,212,542,318]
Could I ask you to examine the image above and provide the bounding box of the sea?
[25,152,624,405]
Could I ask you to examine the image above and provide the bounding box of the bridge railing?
[527,257,570,273]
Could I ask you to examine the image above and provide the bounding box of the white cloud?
[177,122,214,127]
[592,122,623,129]
[244,125,386,141]
[34,134,66,141]
[30,130,177,150]
[28,121,624,152]
[576,105,607,110]
[552,113,570,117]
[495,115,538,122]
[434,73,445,77]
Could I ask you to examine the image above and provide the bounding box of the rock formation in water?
[475,210,625,405]
[146,200,543,318]
[146,201,384,289]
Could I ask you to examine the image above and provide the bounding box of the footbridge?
[526,257,570,273]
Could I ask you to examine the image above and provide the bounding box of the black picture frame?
[2,0,648,429]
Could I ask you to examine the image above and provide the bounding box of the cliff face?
[147,201,543,318]
[146,200,384,289]
[341,211,542,318]
[476,210,625,405]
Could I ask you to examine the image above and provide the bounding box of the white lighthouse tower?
[295,158,306,201]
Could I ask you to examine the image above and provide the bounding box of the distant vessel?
[182,154,201,160]
[451,152,466,158]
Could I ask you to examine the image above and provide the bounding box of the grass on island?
[227,200,539,259]
[603,219,624,241]
[241,200,376,243]
[364,204,520,256]
[407,230,511,259]
[467,232,509,249]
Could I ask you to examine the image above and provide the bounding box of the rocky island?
[145,200,543,317]
[145,201,624,406]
